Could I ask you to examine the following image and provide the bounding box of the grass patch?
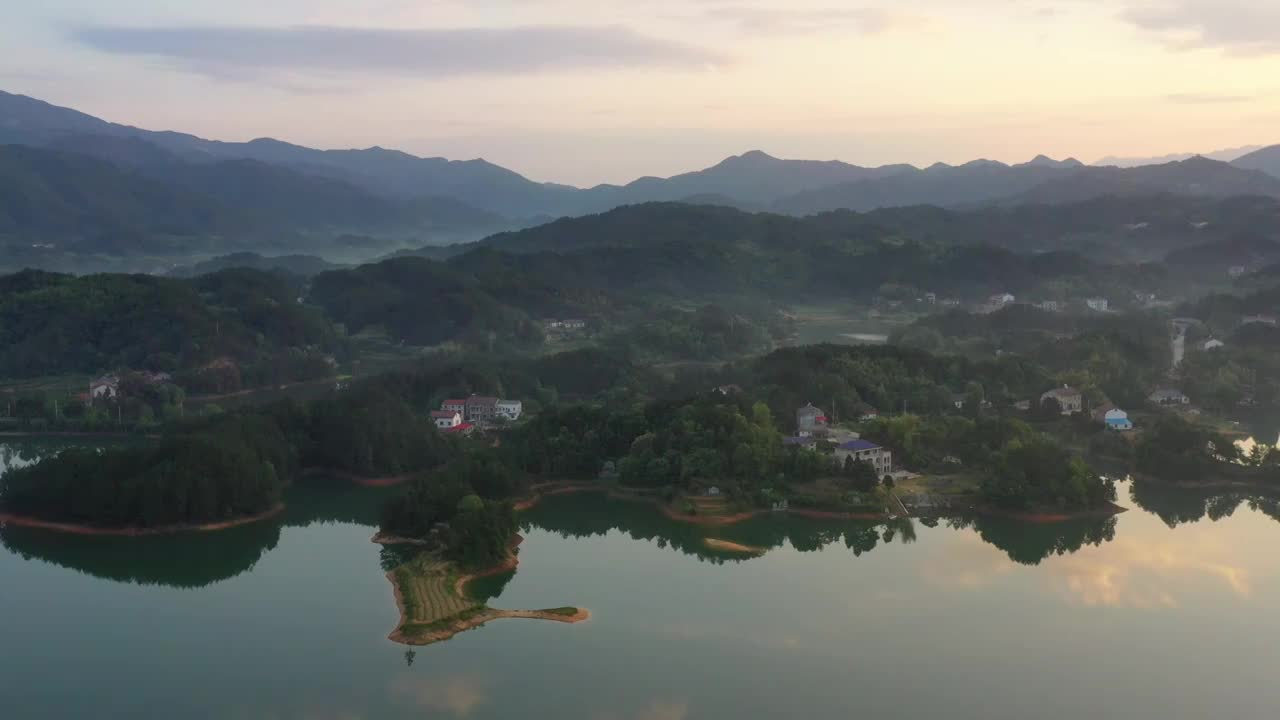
[393,553,481,626]
[538,607,581,617]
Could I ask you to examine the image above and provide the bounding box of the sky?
[2,0,1279,186]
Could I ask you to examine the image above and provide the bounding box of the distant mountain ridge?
[3,89,1280,237]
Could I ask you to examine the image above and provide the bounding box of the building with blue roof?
[834,439,893,476]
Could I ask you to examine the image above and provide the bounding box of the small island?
[377,450,588,646]
[384,550,588,646]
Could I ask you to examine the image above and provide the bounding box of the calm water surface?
[3,441,1280,719]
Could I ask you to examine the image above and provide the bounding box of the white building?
[496,399,523,421]
[1203,339,1225,351]
[431,410,462,429]
[1104,408,1134,432]
[834,439,893,476]
[89,375,119,400]
[1086,297,1110,312]
[1040,386,1083,415]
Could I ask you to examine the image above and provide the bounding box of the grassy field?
[393,555,480,628]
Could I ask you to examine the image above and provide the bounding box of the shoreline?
[0,503,285,537]
[516,482,1122,526]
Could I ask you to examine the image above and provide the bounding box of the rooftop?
[837,439,882,452]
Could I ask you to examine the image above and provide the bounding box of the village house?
[783,436,818,450]
[89,375,119,400]
[796,403,829,437]
[859,407,880,421]
[1104,408,1134,431]
[1040,385,1083,415]
[1203,339,1225,351]
[1148,388,1190,406]
[440,395,524,425]
[924,292,937,304]
[431,410,462,429]
[1086,297,1110,312]
[495,399,523,422]
[465,396,500,423]
[1229,265,1248,279]
[834,439,893,476]
[1035,300,1061,313]
[990,293,1016,307]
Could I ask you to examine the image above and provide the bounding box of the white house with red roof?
[431,410,462,429]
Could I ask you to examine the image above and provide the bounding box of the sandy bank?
[0,504,284,537]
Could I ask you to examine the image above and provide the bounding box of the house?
[465,396,500,422]
[924,292,937,304]
[1203,339,1225,351]
[859,408,880,421]
[562,319,587,330]
[705,486,721,497]
[990,293,1015,306]
[1229,265,1248,279]
[1148,388,1190,406]
[1013,399,1032,411]
[1086,297,1110,312]
[431,410,462,429]
[441,398,467,417]
[834,439,893,476]
[446,423,476,435]
[796,403,828,437]
[1104,408,1134,432]
[714,384,743,396]
[1035,300,1061,313]
[495,399,523,422]
[89,375,119,400]
[1040,385,1083,415]
[952,393,967,410]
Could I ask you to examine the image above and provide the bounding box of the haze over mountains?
[3,88,1280,272]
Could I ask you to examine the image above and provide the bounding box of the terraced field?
[393,555,478,625]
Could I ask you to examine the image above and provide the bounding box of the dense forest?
[0,268,343,386]
[0,411,293,527]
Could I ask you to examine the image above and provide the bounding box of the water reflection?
[1131,481,1280,527]
[0,519,283,588]
[520,493,1114,566]
[0,479,397,589]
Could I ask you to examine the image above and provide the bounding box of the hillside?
[0,144,516,261]
[0,268,342,380]
[1002,157,1280,206]
[1233,145,1280,180]
[774,160,1078,215]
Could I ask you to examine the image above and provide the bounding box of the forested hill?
[464,195,1280,264]
[0,143,516,260]
[0,268,343,383]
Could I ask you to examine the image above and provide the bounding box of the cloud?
[70,24,724,82]
[389,674,488,717]
[1164,92,1255,104]
[701,6,923,34]
[1121,1,1280,55]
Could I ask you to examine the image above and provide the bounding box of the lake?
[4,442,1280,719]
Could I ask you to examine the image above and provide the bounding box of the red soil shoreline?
[0,503,285,537]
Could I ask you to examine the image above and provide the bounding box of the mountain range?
[3,88,1280,267]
